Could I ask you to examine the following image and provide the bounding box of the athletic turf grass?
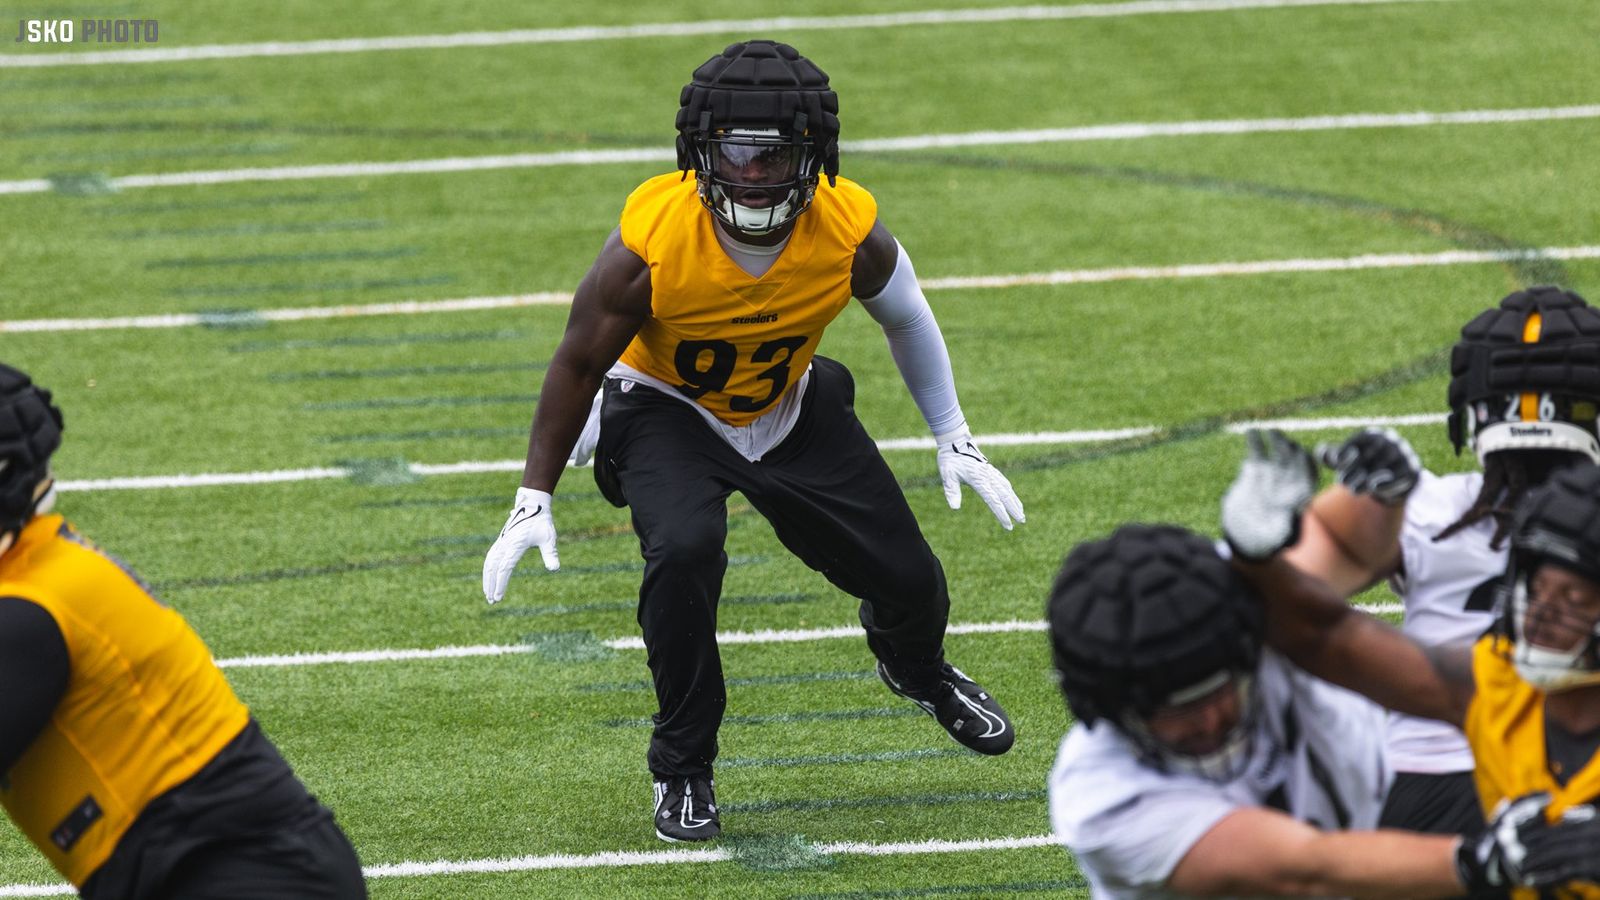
[2,0,1597,895]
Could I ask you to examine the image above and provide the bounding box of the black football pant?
[599,356,951,779]
[155,814,367,900]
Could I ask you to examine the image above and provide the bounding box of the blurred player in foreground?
[0,364,366,899]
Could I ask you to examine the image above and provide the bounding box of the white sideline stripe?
[1,103,1595,197]
[0,833,1063,894]
[53,414,1448,493]
[212,608,1398,668]
[0,0,1445,68]
[12,244,1600,335]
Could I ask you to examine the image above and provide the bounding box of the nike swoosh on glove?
[935,430,1025,530]
[1221,429,1317,561]
[482,487,559,603]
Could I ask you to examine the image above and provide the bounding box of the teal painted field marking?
[724,789,1044,815]
[153,549,479,591]
[173,274,455,300]
[485,593,814,619]
[4,95,235,115]
[602,707,920,728]
[113,218,383,239]
[3,70,207,91]
[145,246,417,269]
[269,361,545,382]
[244,330,525,354]
[7,118,272,140]
[581,670,872,693]
[27,141,289,166]
[337,457,420,486]
[317,426,526,444]
[721,748,969,770]
[359,488,603,510]
[192,309,268,329]
[303,394,531,412]
[519,631,612,662]
[48,172,116,195]
[91,192,362,216]
[468,554,768,581]
[724,834,836,873]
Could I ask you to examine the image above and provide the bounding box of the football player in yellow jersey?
[481,40,1024,841]
[0,365,366,899]
[1219,430,1600,897]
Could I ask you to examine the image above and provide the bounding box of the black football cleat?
[878,660,1015,756]
[653,775,720,842]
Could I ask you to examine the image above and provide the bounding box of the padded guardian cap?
[675,40,840,235]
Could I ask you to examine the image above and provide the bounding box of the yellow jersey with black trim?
[1465,635,1600,900]
[618,172,878,427]
[0,514,249,887]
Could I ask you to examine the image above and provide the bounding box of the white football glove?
[569,390,603,467]
[481,487,559,603]
[1221,429,1317,561]
[935,429,1025,530]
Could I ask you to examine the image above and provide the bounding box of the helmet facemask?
[1505,561,1600,693]
[692,128,820,236]
[1119,670,1260,782]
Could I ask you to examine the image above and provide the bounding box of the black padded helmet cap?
[1510,462,1600,583]
[675,40,841,179]
[1047,524,1264,726]
[1447,287,1600,450]
[0,363,64,536]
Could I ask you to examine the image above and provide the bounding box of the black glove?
[1519,802,1600,887]
[1315,427,1421,506]
[1456,794,1600,894]
[1221,429,1317,562]
[1456,792,1551,894]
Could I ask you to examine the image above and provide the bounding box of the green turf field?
[2,0,1597,895]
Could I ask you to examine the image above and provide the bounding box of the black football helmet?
[1447,286,1600,466]
[1047,524,1265,780]
[675,40,840,236]
[0,364,63,547]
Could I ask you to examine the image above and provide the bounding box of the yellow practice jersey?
[618,172,878,427]
[1465,635,1600,899]
[0,515,249,886]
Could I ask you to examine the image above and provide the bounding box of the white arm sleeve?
[857,241,967,438]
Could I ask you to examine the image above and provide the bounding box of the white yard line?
[0,833,1063,894]
[9,245,1600,335]
[2,103,1595,196]
[0,0,1448,68]
[55,415,1443,494]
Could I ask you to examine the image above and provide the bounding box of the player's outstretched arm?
[853,221,1024,530]
[1221,429,1472,727]
[1171,794,1598,899]
[1284,428,1420,594]
[482,229,651,603]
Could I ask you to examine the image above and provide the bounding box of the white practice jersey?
[1385,470,1503,773]
[1049,651,1390,900]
